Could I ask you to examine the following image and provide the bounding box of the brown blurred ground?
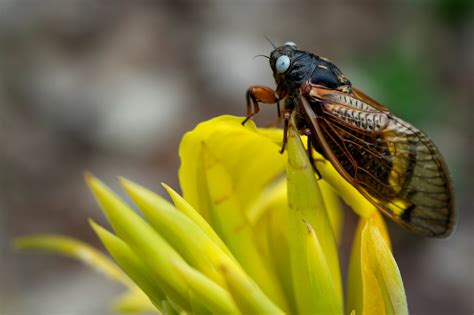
[0,1,473,314]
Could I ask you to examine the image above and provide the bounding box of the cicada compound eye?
[275,55,290,74]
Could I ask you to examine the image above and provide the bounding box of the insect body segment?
[244,42,455,237]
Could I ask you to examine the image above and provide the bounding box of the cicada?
[244,42,455,237]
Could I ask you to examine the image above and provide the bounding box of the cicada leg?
[242,85,279,125]
[280,111,291,154]
[301,127,323,180]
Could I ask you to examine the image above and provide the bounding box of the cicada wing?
[299,85,455,237]
[351,87,390,112]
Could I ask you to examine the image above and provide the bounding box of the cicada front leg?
[242,85,280,125]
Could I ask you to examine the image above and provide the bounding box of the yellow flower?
[17,115,408,315]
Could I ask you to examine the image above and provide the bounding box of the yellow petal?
[90,220,165,309]
[173,261,241,315]
[120,177,233,289]
[120,177,282,314]
[306,221,344,314]
[161,182,234,259]
[319,179,344,244]
[219,263,284,315]
[346,212,407,315]
[178,115,286,219]
[246,177,287,225]
[15,234,132,288]
[362,218,408,315]
[202,144,290,313]
[346,216,365,315]
[286,121,343,312]
[247,178,295,312]
[86,175,191,311]
[113,289,159,314]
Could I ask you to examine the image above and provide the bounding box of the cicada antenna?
[264,35,277,49]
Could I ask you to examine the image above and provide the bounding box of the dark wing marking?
[299,84,455,237]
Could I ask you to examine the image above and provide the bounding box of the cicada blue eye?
[276,55,290,74]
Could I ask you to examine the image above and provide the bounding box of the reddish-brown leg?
[242,85,279,125]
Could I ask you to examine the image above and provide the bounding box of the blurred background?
[1,1,472,314]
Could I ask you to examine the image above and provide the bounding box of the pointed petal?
[219,263,284,315]
[286,121,343,312]
[173,261,241,315]
[86,175,192,311]
[90,220,165,309]
[306,221,344,314]
[112,289,159,314]
[346,212,407,315]
[15,234,132,288]
[120,177,234,289]
[361,218,408,315]
[202,144,290,312]
[161,182,233,258]
[319,180,344,243]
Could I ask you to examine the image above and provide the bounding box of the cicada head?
[269,42,350,93]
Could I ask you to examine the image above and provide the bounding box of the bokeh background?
[1,1,473,314]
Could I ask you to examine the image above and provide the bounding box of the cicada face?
[245,42,456,238]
